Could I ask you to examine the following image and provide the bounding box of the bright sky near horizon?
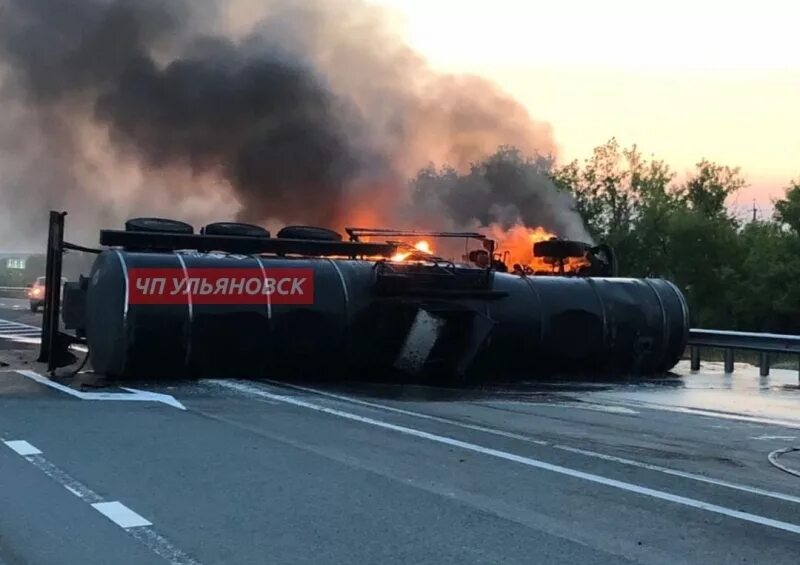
[375,0,800,213]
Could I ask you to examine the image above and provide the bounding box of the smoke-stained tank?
[82,240,688,381]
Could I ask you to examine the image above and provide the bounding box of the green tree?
[730,221,800,332]
[664,209,741,328]
[773,180,800,234]
[680,159,745,219]
[551,139,680,276]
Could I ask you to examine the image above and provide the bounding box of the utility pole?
[752,200,758,222]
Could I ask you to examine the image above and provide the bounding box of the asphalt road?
[2,299,800,564]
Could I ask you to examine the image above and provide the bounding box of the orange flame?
[484,223,590,274]
[390,239,434,262]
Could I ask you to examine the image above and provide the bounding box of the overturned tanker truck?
[43,212,689,382]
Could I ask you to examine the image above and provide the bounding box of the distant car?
[27,276,67,313]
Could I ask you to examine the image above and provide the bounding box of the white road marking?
[92,501,152,528]
[595,398,800,429]
[260,380,548,445]
[128,527,204,565]
[4,438,201,564]
[263,380,800,506]
[0,318,88,352]
[768,447,800,479]
[16,370,186,410]
[3,439,42,456]
[0,318,39,331]
[552,444,800,505]
[0,335,40,345]
[213,379,800,536]
[751,435,797,441]
[26,454,103,503]
[546,402,638,415]
[64,484,85,498]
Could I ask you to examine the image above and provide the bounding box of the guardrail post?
[724,349,734,373]
[759,352,770,377]
[690,346,700,371]
[38,211,66,367]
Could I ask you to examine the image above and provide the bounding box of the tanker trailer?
[61,220,689,382]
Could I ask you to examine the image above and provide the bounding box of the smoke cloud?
[0,0,588,250]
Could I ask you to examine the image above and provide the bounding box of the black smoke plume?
[0,0,587,249]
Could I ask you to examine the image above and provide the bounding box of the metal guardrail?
[687,328,800,376]
[0,286,28,298]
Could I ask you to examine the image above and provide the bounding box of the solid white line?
[0,336,41,344]
[594,397,800,429]
[16,369,89,398]
[0,318,38,329]
[264,380,800,506]
[15,370,186,410]
[213,379,800,536]
[92,501,152,529]
[3,440,42,456]
[768,448,800,479]
[261,380,547,445]
[552,444,800,505]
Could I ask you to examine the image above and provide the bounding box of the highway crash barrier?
[42,213,691,381]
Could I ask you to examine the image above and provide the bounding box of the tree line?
[415,139,800,333]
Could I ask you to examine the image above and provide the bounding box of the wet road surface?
[1,300,800,564]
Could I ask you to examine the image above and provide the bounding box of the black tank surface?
[83,248,689,381]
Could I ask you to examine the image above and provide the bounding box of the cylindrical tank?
[84,250,688,380]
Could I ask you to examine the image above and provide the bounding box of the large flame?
[379,224,590,274]
[485,223,590,274]
[390,240,433,262]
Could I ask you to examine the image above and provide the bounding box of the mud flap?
[394,308,495,379]
[394,309,446,374]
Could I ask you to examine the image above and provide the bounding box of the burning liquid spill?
[382,225,591,274]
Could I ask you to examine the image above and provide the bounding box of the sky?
[374,0,800,215]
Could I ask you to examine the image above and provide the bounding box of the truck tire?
[533,239,589,259]
[201,222,270,238]
[276,226,342,241]
[125,218,194,234]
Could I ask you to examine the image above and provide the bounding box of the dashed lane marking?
[3,440,42,456]
[3,439,201,565]
[92,502,153,528]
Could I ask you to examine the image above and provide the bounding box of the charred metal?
[43,213,689,382]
